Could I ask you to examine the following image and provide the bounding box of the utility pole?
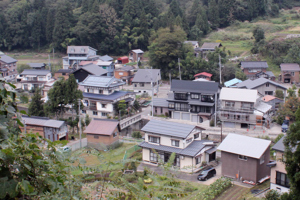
[219,54,222,84]
[178,58,181,80]
[78,99,82,148]
[52,48,54,70]
[151,67,154,117]
[48,55,51,72]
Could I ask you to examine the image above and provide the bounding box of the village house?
[63,46,98,69]
[21,116,68,142]
[153,98,169,116]
[20,69,52,91]
[114,65,134,84]
[167,79,220,123]
[96,60,115,77]
[279,63,300,83]
[236,77,287,97]
[218,133,271,184]
[139,120,216,172]
[262,95,284,113]
[84,119,120,149]
[194,72,213,81]
[129,49,144,62]
[267,136,290,193]
[219,88,272,129]
[184,41,199,49]
[224,78,242,88]
[27,63,46,70]
[132,69,161,96]
[54,69,73,80]
[240,61,275,80]
[0,54,18,80]
[195,42,222,58]
[72,64,108,82]
[80,75,135,118]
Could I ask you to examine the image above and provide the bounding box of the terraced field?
[215,185,249,200]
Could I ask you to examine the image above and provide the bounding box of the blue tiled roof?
[224,78,242,87]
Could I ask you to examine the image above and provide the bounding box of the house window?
[102,112,107,117]
[225,101,235,107]
[282,154,286,162]
[94,135,99,139]
[134,84,137,87]
[84,100,89,106]
[291,72,295,76]
[150,150,158,162]
[266,83,269,87]
[194,133,199,139]
[241,102,253,110]
[99,90,103,94]
[174,93,188,100]
[113,132,117,137]
[161,107,163,113]
[62,73,66,75]
[148,136,160,144]
[82,110,86,114]
[195,157,201,165]
[276,171,290,188]
[119,72,124,75]
[168,103,174,109]
[87,88,94,93]
[260,154,265,164]
[171,140,179,147]
[186,138,192,144]
[108,90,112,93]
[265,91,273,95]
[201,95,214,102]
[155,107,157,113]
[93,111,98,116]
[191,93,199,99]
[140,83,144,87]
[102,104,106,108]
[238,155,248,161]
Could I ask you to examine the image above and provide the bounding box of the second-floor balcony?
[220,106,254,113]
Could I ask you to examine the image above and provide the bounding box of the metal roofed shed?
[217,133,271,159]
[224,78,242,87]
[241,61,269,69]
[280,63,300,71]
[0,55,17,64]
[132,69,161,83]
[80,75,125,88]
[141,120,205,139]
[99,55,113,62]
[220,87,257,103]
[131,49,144,54]
[22,116,65,128]
[200,42,222,50]
[117,56,129,64]
[171,79,219,94]
[84,119,119,135]
[21,69,51,76]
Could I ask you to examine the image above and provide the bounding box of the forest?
[0,0,299,55]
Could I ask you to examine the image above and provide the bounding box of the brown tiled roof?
[84,119,119,135]
[262,95,282,102]
[280,63,300,71]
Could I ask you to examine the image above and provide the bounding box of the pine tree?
[28,89,45,117]
[208,0,219,29]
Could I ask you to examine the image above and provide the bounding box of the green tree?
[275,89,284,99]
[118,100,127,117]
[284,43,300,64]
[264,189,281,200]
[287,85,297,98]
[253,26,265,43]
[276,97,300,122]
[208,0,219,29]
[28,89,44,117]
[85,114,91,126]
[17,64,31,74]
[235,67,247,80]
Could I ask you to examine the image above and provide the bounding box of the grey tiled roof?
[280,63,300,71]
[21,69,51,76]
[141,120,204,139]
[0,55,17,64]
[73,64,108,76]
[80,75,125,87]
[99,55,113,61]
[83,91,131,101]
[67,46,97,54]
[171,79,219,94]
[153,98,168,107]
[27,63,45,68]
[132,69,161,83]
[265,71,275,77]
[236,77,287,90]
[56,69,73,73]
[241,61,268,69]
[272,136,285,152]
[139,140,214,157]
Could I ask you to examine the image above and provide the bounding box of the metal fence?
[123,144,141,160]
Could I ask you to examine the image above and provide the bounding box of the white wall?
[142,148,150,161]
[144,132,185,149]
[96,102,113,112]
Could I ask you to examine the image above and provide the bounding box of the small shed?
[117,56,129,64]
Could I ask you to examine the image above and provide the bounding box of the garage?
[173,112,181,120]
[284,78,290,83]
[224,122,235,128]
[182,113,190,121]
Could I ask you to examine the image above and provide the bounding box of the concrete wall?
[154,106,169,116]
[68,138,87,151]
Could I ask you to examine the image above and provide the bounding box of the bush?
[109,142,123,150]
[201,177,232,200]
[264,189,280,200]
[132,131,142,139]
[123,174,137,183]
[20,93,29,103]
[210,119,215,127]
[52,140,68,146]
[184,183,197,192]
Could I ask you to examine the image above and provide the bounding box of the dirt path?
[240,51,248,57]
[216,185,248,200]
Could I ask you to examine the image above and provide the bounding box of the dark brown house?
[218,133,271,183]
[129,49,144,62]
[240,61,274,80]
[84,119,120,149]
[279,63,300,83]
[114,65,134,84]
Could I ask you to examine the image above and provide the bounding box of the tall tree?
[208,0,219,29]
[28,89,44,117]
[218,0,236,27]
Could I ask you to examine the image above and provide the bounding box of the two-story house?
[219,87,269,129]
[63,46,98,69]
[236,77,287,98]
[195,42,222,58]
[279,63,300,83]
[129,49,144,62]
[240,61,275,80]
[139,120,216,172]
[168,79,220,123]
[21,116,68,142]
[132,69,161,96]
[0,54,18,80]
[20,69,52,91]
[114,65,134,84]
[80,75,135,118]
[96,60,115,77]
[268,136,290,193]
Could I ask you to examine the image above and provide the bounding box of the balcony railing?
[220,106,254,112]
[89,106,97,110]
[219,116,255,123]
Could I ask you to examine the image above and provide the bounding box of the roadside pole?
[78,99,82,148]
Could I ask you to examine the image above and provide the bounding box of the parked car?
[282,123,289,133]
[197,167,216,181]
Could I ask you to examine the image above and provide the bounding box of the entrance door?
[209,152,216,162]
[164,154,170,163]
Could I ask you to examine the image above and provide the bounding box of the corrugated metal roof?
[56,69,73,73]
[265,71,275,77]
[153,98,168,107]
[241,61,268,69]
[141,120,204,139]
[67,46,97,54]
[99,55,113,61]
[217,133,271,159]
[255,101,272,113]
[200,42,221,50]
[83,91,131,101]
[80,75,125,87]
[236,78,287,90]
[280,63,300,71]
[205,147,217,154]
[21,69,51,76]
[84,119,119,135]
[0,55,17,64]
[131,49,144,54]
[132,69,161,83]
[22,116,65,128]
[224,78,242,87]
[82,64,108,76]
[171,79,219,94]
[27,63,45,68]
[220,88,257,103]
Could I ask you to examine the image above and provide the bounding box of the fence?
[123,145,141,160]
[67,138,87,151]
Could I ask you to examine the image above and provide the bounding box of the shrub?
[201,161,207,167]
[210,119,215,127]
[132,131,142,139]
[123,174,137,183]
[165,112,169,117]
[20,93,29,103]
[184,183,197,192]
[200,177,232,200]
[264,189,281,200]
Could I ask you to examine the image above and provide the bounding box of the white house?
[20,69,52,91]
[63,46,98,69]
